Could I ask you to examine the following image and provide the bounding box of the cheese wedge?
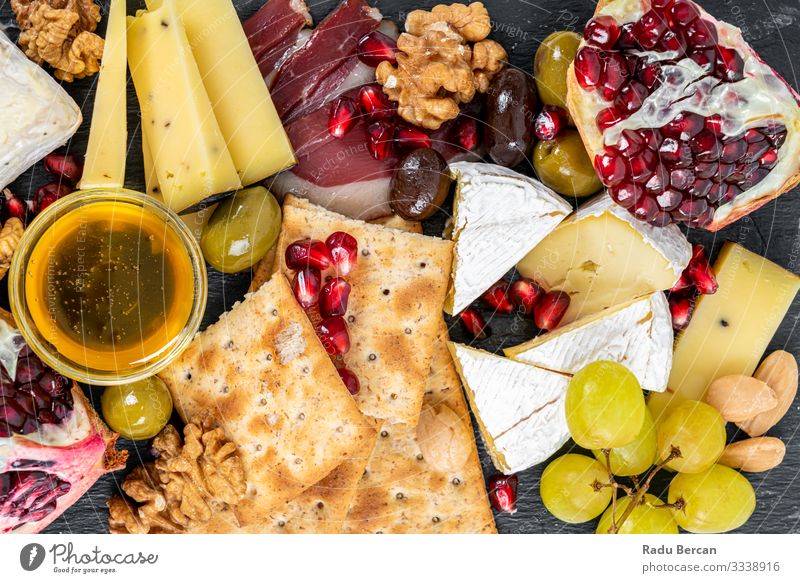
[517,193,692,324]
[446,162,572,315]
[127,0,241,212]
[146,0,296,185]
[505,292,672,392]
[80,0,127,189]
[649,242,800,420]
[449,343,571,474]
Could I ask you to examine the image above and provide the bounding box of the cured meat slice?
[244,0,312,79]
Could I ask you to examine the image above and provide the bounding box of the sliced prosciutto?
[244,0,312,80]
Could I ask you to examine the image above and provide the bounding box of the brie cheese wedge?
[446,162,572,315]
[0,31,82,191]
[505,292,673,392]
[449,342,571,474]
[517,192,692,324]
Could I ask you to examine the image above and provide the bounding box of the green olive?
[533,130,603,198]
[201,186,281,273]
[101,377,173,441]
[534,31,582,109]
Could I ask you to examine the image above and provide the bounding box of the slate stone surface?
[1,0,798,534]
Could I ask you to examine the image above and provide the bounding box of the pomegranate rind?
[566,0,800,231]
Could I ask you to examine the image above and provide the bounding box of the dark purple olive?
[389,148,451,221]
[484,68,538,167]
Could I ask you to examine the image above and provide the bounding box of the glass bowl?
[7,189,207,385]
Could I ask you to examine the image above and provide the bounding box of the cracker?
[274,195,454,425]
[159,274,375,524]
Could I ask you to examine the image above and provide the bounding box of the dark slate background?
[1,0,798,534]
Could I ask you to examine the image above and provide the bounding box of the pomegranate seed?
[640,128,663,150]
[617,129,645,157]
[337,368,360,395]
[600,52,629,100]
[687,178,712,198]
[583,15,620,49]
[686,245,718,294]
[632,196,659,223]
[704,115,723,136]
[593,150,627,186]
[574,46,603,89]
[456,117,479,151]
[614,80,648,115]
[692,205,715,229]
[481,280,515,314]
[3,190,28,221]
[706,182,726,204]
[720,138,747,163]
[328,97,358,139]
[356,30,397,67]
[358,84,395,121]
[366,121,395,160]
[656,188,683,211]
[43,154,83,184]
[689,47,715,73]
[460,308,491,340]
[658,137,692,168]
[689,130,721,162]
[623,54,641,75]
[320,277,351,318]
[644,164,670,193]
[610,182,643,208]
[683,18,717,49]
[534,291,570,331]
[316,316,351,356]
[292,267,322,309]
[652,0,676,13]
[326,231,358,276]
[617,22,637,48]
[534,106,568,141]
[695,161,717,179]
[637,62,662,90]
[674,197,708,221]
[662,112,704,141]
[745,128,766,143]
[668,0,700,27]
[743,140,771,164]
[759,148,778,169]
[488,474,518,514]
[596,107,624,131]
[669,168,695,191]
[509,278,544,315]
[669,271,693,293]
[658,30,686,53]
[627,148,656,183]
[634,9,668,50]
[285,239,332,271]
[396,127,432,149]
[650,210,673,227]
[33,182,72,214]
[669,294,695,330]
[715,45,744,82]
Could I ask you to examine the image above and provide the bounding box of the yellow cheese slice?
[127,0,241,212]
[146,0,296,185]
[80,0,127,189]
[649,242,800,421]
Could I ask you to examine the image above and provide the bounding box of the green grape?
[668,464,756,533]
[540,454,612,523]
[596,494,678,534]
[593,408,657,476]
[565,361,646,449]
[657,400,725,473]
[101,376,173,440]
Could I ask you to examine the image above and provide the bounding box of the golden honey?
[24,201,195,373]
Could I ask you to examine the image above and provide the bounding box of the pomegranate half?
[566,0,800,230]
[0,309,126,534]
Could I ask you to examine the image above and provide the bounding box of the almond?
[737,351,798,437]
[718,436,785,473]
[704,374,777,422]
[416,405,471,473]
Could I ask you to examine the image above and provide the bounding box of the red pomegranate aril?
[583,15,620,49]
[689,130,721,162]
[627,148,656,183]
[534,291,570,331]
[611,182,643,208]
[669,168,695,191]
[742,167,770,190]
[658,30,686,54]
[714,45,744,82]
[624,54,641,75]
[632,196,659,223]
[593,150,627,186]
[640,128,663,150]
[656,188,683,211]
[745,128,766,143]
[636,62,662,90]
[337,368,360,395]
[366,121,395,160]
[688,178,713,198]
[674,197,708,221]
[600,52,629,100]
[644,164,670,193]
[662,112,704,141]
[706,181,726,204]
[574,46,604,89]
[617,22,637,49]
[396,127,432,149]
[534,106,568,141]
[488,474,518,514]
[658,137,692,167]
[320,277,351,318]
[460,308,491,340]
[743,140,771,164]
[481,280,515,314]
[669,295,695,330]
[668,0,700,27]
[316,316,351,356]
[596,107,624,131]
[617,129,645,157]
[686,245,719,294]
[721,183,742,204]
[33,182,73,215]
[684,18,717,49]
[695,161,718,179]
[634,9,669,50]
[509,278,544,315]
[326,231,358,276]
[285,239,332,271]
[43,154,83,184]
[356,30,397,67]
[328,97,358,139]
[3,191,28,221]
[704,114,723,136]
[358,84,395,121]
[720,139,747,163]
[669,271,693,293]
[292,267,322,309]
[759,148,778,169]
[456,117,479,151]
[614,80,648,114]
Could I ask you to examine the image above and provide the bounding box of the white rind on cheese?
[449,342,571,474]
[505,292,673,392]
[446,162,572,315]
[576,193,691,280]
[0,31,81,191]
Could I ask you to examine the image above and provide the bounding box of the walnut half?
[0,215,24,281]
[108,417,247,534]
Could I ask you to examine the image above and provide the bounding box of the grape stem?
[604,446,682,534]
